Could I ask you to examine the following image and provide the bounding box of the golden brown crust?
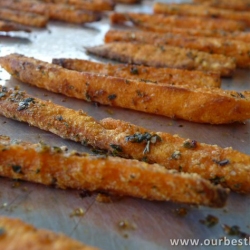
[109,12,246,32]
[47,3,102,23]
[52,58,221,88]
[0,135,228,207]
[0,85,248,193]
[86,43,236,76]
[153,3,250,27]
[40,0,115,11]
[104,29,250,69]
[0,0,48,15]
[0,7,48,27]
[1,54,248,124]
[0,216,100,250]
[100,117,250,194]
[0,20,31,32]
[193,0,250,11]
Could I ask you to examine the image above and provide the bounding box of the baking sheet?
[1,0,250,249]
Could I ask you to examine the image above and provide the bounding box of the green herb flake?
[210,176,226,185]
[130,67,139,75]
[183,139,197,149]
[110,144,123,152]
[200,215,219,227]
[17,97,35,111]
[171,151,181,160]
[12,165,22,174]
[108,94,117,101]
[213,159,230,166]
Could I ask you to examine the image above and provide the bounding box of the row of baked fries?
[0,0,139,31]
[1,0,250,248]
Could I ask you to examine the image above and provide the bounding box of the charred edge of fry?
[0,135,229,207]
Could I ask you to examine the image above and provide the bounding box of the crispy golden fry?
[0,7,48,28]
[52,58,221,88]
[47,3,101,23]
[86,43,236,76]
[100,117,250,193]
[0,0,48,15]
[110,12,246,32]
[0,20,31,32]
[193,0,250,11]
[0,216,100,250]
[0,54,248,124]
[131,23,250,44]
[0,135,228,207]
[0,85,248,193]
[153,3,250,27]
[105,29,250,69]
[40,0,115,11]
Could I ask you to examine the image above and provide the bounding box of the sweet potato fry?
[47,3,101,23]
[0,7,48,28]
[86,43,236,76]
[1,54,246,124]
[153,3,250,27]
[0,0,48,15]
[99,117,250,193]
[0,85,248,193]
[193,0,250,11]
[0,135,228,207]
[110,12,246,32]
[40,0,115,11]
[0,20,31,32]
[52,58,221,88]
[105,29,250,69]
[130,23,250,44]
[0,216,100,250]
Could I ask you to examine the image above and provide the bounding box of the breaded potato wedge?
[153,3,250,27]
[132,24,250,44]
[52,58,221,88]
[0,216,100,250]
[40,0,115,11]
[0,135,228,207]
[100,117,250,193]
[86,43,236,76]
[0,0,48,15]
[193,0,250,11]
[1,54,248,124]
[47,3,101,23]
[110,12,246,32]
[0,7,48,28]
[105,29,250,69]
[0,20,31,32]
[0,85,248,193]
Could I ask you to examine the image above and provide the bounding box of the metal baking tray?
[1,1,250,249]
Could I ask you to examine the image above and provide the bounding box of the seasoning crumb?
[105,109,114,115]
[200,214,219,227]
[96,193,113,203]
[118,220,137,230]
[222,224,250,238]
[174,207,188,217]
[70,208,85,217]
